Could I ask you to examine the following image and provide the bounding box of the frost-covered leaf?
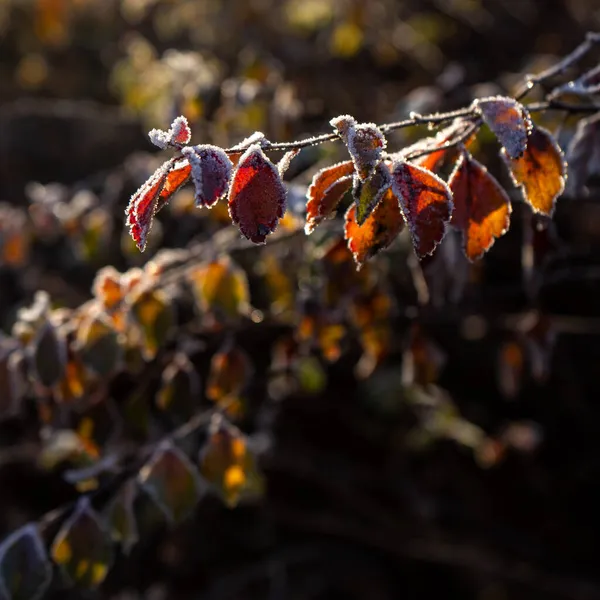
[138,442,204,523]
[125,161,171,251]
[391,160,453,258]
[352,161,392,225]
[30,321,66,388]
[330,115,386,180]
[206,341,253,416]
[156,160,192,213]
[187,257,250,321]
[277,149,300,177]
[228,144,287,243]
[148,115,191,149]
[155,353,201,420]
[565,113,600,196]
[305,160,354,234]
[181,145,233,207]
[128,288,174,360]
[106,479,138,555]
[474,96,532,159]
[75,311,122,377]
[199,418,264,508]
[448,152,512,261]
[0,524,52,600]
[50,498,112,589]
[502,126,566,216]
[345,188,404,268]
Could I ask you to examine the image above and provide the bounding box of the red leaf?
[448,152,512,261]
[305,160,354,234]
[474,96,532,159]
[126,161,171,251]
[170,116,191,145]
[352,161,392,225]
[156,159,192,213]
[228,144,287,244]
[182,145,233,208]
[501,126,566,216]
[330,115,386,180]
[391,160,453,258]
[345,188,404,268]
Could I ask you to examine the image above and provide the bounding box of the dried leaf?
[448,152,512,261]
[305,161,354,234]
[228,144,287,243]
[128,288,174,360]
[188,257,250,321]
[474,96,531,159]
[391,160,453,258]
[345,188,404,268]
[182,145,233,207]
[352,161,392,225]
[50,498,113,589]
[0,524,52,600]
[330,115,386,180]
[155,353,201,420]
[199,419,264,508]
[138,442,204,523]
[30,321,66,387]
[106,479,138,555]
[76,311,122,377]
[502,126,566,216]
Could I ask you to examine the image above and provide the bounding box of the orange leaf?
[228,144,287,243]
[475,96,531,159]
[345,188,404,268]
[502,126,566,216]
[391,160,453,258]
[156,160,192,213]
[305,160,354,234]
[448,152,511,261]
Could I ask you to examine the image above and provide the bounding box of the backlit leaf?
[448,152,512,261]
[182,145,233,208]
[474,96,531,159]
[128,288,174,360]
[502,126,566,216]
[138,442,204,524]
[156,160,192,213]
[30,321,66,388]
[106,479,138,555]
[92,266,124,311]
[199,418,264,508]
[156,353,201,420]
[228,144,287,243]
[188,257,250,321]
[76,311,123,377]
[391,160,453,258]
[330,115,386,180]
[0,524,52,600]
[345,188,404,268]
[126,161,171,251]
[305,160,354,234]
[277,149,300,177]
[565,113,600,196]
[50,497,112,589]
[352,161,392,225]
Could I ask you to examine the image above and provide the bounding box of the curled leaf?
[156,159,192,213]
[50,498,113,589]
[345,188,404,268]
[148,115,191,149]
[182,145,233,207]
[228,144,287,244]
[502,126,566,216]
[352,161,392,225]
[448,152,512,261]
[305,160,354,234]
[330,115,386,180]
[0,524,52,600]
[391,160,453,258]
[474,96,531,159]
[138,442,204,523]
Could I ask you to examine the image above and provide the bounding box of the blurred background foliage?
[2,1,600,600]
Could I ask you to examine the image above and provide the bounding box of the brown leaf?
[391,160,453,258]
[345,188,404,268]
[448,152,512,261]
[502,126,566,216]
[475,96,531,159]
